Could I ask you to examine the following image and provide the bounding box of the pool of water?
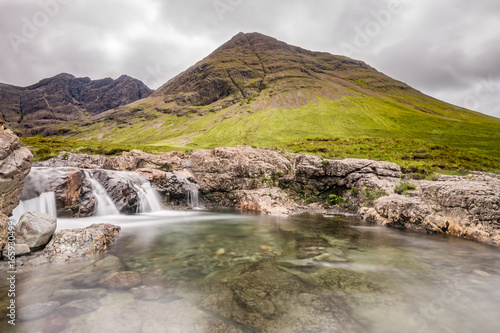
[1,210,500,332]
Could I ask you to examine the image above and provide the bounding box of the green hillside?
[21,33,500,175]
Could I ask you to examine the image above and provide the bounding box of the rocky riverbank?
[34,146,500,247]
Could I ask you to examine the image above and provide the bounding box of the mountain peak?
[155,32,388,111]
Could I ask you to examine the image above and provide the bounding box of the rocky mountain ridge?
[0,73,152,136]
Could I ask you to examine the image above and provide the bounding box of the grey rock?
[0,126,33,251]
[57,298,101,317]
[98,271,142,289]
[2,243,30,257]
[361,172,500,246]
[35,151,106,169]
[49,289,108,304]
[103,150,186,172]
[132,285,166,301]
[33,224,120,264]
[18,301,60,321]
[15,212,57,250]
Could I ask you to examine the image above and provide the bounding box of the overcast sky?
[1,0,499,118]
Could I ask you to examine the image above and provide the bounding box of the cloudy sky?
[1,0,499,118]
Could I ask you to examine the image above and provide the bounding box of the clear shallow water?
[1,210,500,332]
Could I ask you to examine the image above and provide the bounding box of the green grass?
[23,95,500,174]
[20,137,183,162]
[394,181,418,195]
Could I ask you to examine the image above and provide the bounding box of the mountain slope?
[30,33,500,168]
[0,73,153,136]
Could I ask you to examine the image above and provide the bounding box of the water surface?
[1,210,499,332]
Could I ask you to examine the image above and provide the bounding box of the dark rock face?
[0,73,153,136]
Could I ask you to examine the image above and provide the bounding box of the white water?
[187,187,202,209]
[133,182,163,213]
[10,191,57,222]
[84,171,120,216]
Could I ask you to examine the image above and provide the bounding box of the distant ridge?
[0,73,153,136]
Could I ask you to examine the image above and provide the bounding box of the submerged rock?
[49,289,108,304]
[132,285,167,301]
[98,271,142,289]
[15,212,57,250]
[18,301,60,321]
[57,298,101,317]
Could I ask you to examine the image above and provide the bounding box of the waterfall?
[84,171,120,216]
[187,187,202,210]
[133,182,163,213]
[10,192,57,222]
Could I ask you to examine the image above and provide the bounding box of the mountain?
[0,73,153,136]
[18,33,500,172]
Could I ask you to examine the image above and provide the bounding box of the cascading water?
[10,191,57,222]
[133,181,163,213]
[187,186,202,210]
[83,171,120,216]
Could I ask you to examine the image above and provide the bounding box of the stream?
[1,210,500,332]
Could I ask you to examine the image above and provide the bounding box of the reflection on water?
[1,211,500,332]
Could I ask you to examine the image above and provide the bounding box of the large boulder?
[15,212,57,250]
[288,155,401,195]
[189,146,292,192]
[0,125,33,251]
[103,150,186,172]
[28,224,121,264]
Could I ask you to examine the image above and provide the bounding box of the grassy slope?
[23,94,500,175]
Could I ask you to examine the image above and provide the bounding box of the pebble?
[216,248,226,255]
[473,270,490,277]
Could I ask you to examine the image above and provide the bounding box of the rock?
[103,150,186,172]
[34,151,106,169]
[57,298,101,317]
[288,155,401,195]
[137,169,199,205]
[36,224,120,263]
[49,289,108,304]
[41,314,68,333]
[0,126,33,251]
[0,126,33,216]
[18,301,60,321]
[90,169,146,214]
[15,212,57,250]
[98,271,142,289]
[0,73,153,136]
[189,145,292,193]
[132,286,166,301]
[216,248,226,255]
[19,167,85,218]
[92,255,124,272]
[360,173,500,246]
[1,243,30,257]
